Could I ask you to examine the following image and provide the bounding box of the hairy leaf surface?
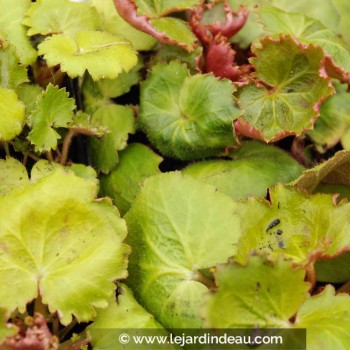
[139,61,239,160]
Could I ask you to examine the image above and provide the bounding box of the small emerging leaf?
[28,84,76,152]
[90,104,135,174]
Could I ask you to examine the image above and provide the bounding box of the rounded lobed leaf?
[139,61,239,160]
[125,172,241,328]
[183,141,303,200]
[295,286,350,349]
[38,31,138,81]
[205,256,309,328]
[23,0,101,36]
[236,185,350,266]
[236,35,334,142]
[0,169,129,324]
[88,284,178,350]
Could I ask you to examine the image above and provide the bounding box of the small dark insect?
[287,88,294,93]
[278,241,285,249]
[266,218,280,232]
[276,229,283,235]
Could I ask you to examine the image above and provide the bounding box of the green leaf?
[0,87,25,141]
[259,5,350,81]
[315,183,350,202]
[23,0,100,36]
[0,0,36,65]
[205,257,350,349]
[236,185,350,266]
[295,286,350,349]
[331,0,350,50]
[151,45,202,74]
[205,256,309,328]
[88,284,177,350]
[228,0,265,48]
[69,111,108,137]
[0,45,28,89]
[315,251,350,283]
[125,172,241,328]
[268,0,340,34]
[91,0,157,51]
[236,35,334,141]
[139,61,239,160]
[134,0,200,17]
[28,84,76,152]
[31,160,98,186]
[0,308,16,343]
[0,169,129,324]
[30,160,61,182]
[307,83,350,152]
[100,143,163,216]
[38,31,138,80]
[90,104,135,174]
[0,157,29,195]
[82,59,142,113]
[16,84,44,120]
[292,150,350,193]
[150,17,197,49]
[183,141,303,200]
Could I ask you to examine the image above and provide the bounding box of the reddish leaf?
[113,0,196,51]
[204,35,250,84]
[189,1,248,43]
[1,314,58,350]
